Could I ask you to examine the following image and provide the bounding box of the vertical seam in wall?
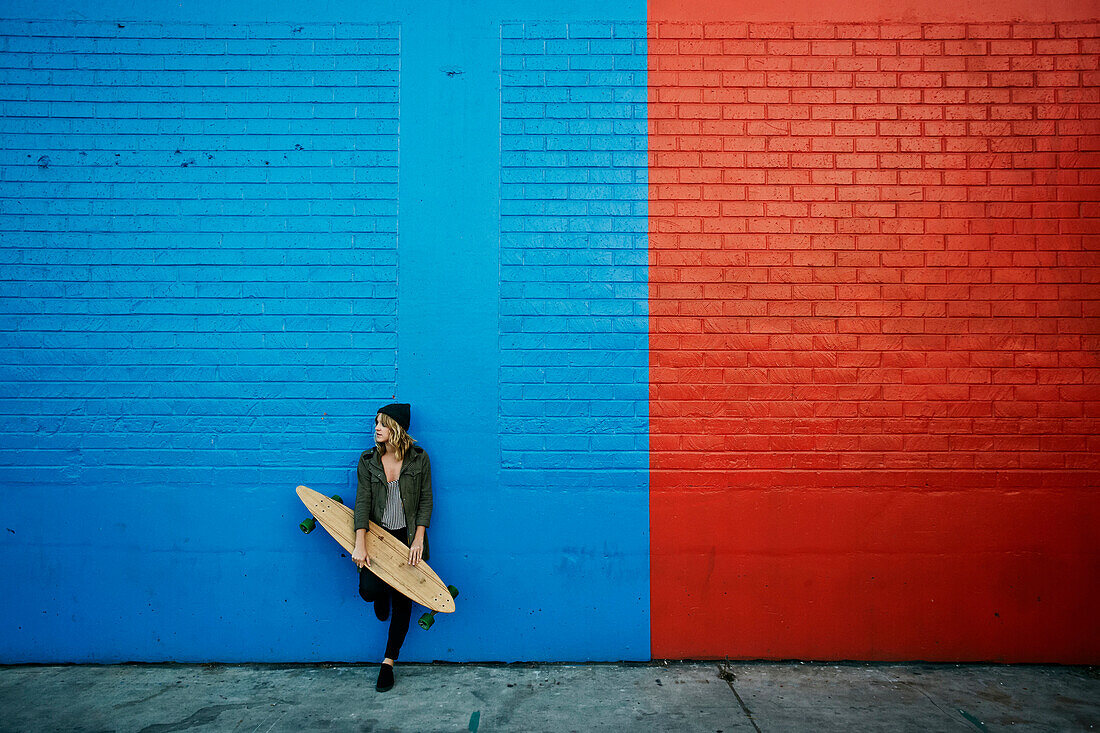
[642,14,648,453]
[497,20,504,474]
[394,21,402,399]
[496,18,504,490]
[643,11,655,655]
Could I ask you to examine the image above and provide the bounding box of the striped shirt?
[381,478,406,531]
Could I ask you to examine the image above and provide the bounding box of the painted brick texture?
[0,19,399,659]
[499,21,651,658]
[649,20,1100,661]
[0,20,399,489]
[500,22,649,490]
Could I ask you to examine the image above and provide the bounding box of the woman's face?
[374,414,392,445]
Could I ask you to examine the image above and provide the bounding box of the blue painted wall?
[498,21,649,660]
[0,0,647,662]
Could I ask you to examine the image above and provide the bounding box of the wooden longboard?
[296,485,455,614]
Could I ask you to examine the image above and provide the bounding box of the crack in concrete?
[872,669,971,731]
[138,703,253,733]
[717,660,761,733]
[113,685,171,709]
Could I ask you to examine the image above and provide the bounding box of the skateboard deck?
[296,485,455,614]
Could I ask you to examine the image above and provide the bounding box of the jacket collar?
[366,445,423,479]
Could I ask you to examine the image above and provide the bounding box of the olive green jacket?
[354,445,433,561]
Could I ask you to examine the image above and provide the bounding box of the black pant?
[357,525,412,661]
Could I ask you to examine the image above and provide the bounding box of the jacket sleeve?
[354,452,372,532]
[416,451,433,529]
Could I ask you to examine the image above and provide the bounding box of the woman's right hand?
[352,543,370,569]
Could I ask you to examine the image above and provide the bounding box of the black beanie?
[377,402,411,432]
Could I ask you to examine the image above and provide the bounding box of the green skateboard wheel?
[301,495,343,534]
[418,586,459,630]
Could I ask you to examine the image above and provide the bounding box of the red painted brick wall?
[648,14,1100,661]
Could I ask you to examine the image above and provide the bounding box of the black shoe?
[374,595,390,622]
[376,662,394,692]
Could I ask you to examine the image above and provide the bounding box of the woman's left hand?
[408,538,424,566]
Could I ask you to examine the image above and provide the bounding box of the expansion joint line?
[717,659,761,733]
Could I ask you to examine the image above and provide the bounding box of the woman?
[352,402,433,692]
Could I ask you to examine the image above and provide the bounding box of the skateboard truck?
[418,585,459,630]
[299,495,344,533]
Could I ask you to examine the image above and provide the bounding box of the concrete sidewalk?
[0,661,1096,732]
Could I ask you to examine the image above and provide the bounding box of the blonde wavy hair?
[376,412,417,461]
